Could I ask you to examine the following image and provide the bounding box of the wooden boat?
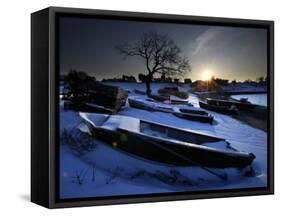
[133,89,192,105]
[158,87,188,99]
[169,95,193,106]
[149,94,170,102]
[149,94,193,106]
[80,113,255,169]
[206,98,257,110]
[199,100,238,115]
[63,81,128,112]
[128,98,214,124]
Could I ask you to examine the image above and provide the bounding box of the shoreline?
[193,91,267,132]
[231,106,267,132]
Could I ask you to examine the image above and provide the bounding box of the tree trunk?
[145,81,152,95]
[145,73,153,95]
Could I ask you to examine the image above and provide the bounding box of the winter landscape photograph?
[58,16,268,199]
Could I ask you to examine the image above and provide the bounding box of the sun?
[202,69,212,81]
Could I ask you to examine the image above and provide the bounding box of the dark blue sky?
[59,16,267,82]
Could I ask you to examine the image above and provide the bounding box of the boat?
[230,97,259,109]
[149,94,193,106]
[62,80,128,113]
[199,100,238,115]
[128,97,214,124]
[206,98,257,110]
[80,113,255,169]
[133,89,192,106]
[149,93,170,102]
[168,95,193,106]
[158,86,188,99]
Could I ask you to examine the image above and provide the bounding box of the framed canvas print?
[31,7,274,208]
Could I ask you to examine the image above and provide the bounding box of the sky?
[59,16,267,82]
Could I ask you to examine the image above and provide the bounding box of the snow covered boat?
[168,95,193,106]
[62,80,128,113]
[133,89,192,105]
[149,94,192,105]
[128,98,213,124]
[158,87,189,99]
[149,94,170,102]
[149,94,192,106]
[80,113,255,169]
[199,100,238,115]
[206,98,257,110]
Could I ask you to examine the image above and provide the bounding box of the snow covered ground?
[59,82,267,199]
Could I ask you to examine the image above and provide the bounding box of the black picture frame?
[31,6,274,208]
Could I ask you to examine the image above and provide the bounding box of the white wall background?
[0,0,279,214]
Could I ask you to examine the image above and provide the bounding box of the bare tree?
[116,32,191,95]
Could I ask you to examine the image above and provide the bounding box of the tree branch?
[116,31,191,80]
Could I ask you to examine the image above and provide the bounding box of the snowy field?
[59,82,267,199]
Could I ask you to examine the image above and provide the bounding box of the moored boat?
[62,79,128,113]
[169,95,193,106]
[206,98,257,110]
[149,93,170,102]
[80,113,255,169]
[149,94,192,105]
[128,97,214,124]
[230,97,259,109]
[133,89,192,106]
[158,87,188,99]
[199,100,238,115]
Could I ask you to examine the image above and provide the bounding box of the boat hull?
[199,101,238,115]
[173,112,213,123]
[82,115,255,169]
[208,98,257,110]
[128,98,214,124]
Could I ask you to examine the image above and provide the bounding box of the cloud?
[191,27,223,56]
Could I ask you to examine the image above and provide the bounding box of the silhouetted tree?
[213,77,229,86]
[116,31,191,95]
[65,69,96,99]
[122,75,137,82]
[138,73,147,82]
[257,76,265,83]
[184,78,192,84]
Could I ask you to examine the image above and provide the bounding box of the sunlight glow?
[202,69,212,81]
